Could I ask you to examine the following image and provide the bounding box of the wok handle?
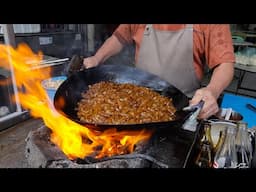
[66,55,85,77]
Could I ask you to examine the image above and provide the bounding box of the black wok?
[54,64,191,130]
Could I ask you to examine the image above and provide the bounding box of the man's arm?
[207,62,234,99]
[83,35,124,68]
[190,62,234,119]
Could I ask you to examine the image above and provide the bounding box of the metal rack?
[233,41,256,94]
[0,24,30,131]
[0,24,113,131]
[0,24,85,131]
[234,63,256,93]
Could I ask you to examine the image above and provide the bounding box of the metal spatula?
[182,100,205,132]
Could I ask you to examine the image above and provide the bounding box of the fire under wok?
[53,64,192,130]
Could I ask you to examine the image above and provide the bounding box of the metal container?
[213,108,243,122]
[41,76,67,101]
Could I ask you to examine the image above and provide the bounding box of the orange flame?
[0,43,152,160]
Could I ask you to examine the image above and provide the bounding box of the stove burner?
[25,125,200,168]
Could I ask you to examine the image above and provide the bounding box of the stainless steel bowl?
[213,108,243,122]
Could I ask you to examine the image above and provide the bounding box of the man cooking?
[83,24,235,119]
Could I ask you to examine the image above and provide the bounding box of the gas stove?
[25,123,201,168]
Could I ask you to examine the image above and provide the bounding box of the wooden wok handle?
[65,55,84,77]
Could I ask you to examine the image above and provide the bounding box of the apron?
[136,24,200,98]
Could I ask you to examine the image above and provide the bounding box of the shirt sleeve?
[205,24,235,69]
[113,24,137,45]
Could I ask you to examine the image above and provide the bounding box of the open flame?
[0,43,152,160]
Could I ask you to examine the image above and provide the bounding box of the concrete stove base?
[25,126,150,168]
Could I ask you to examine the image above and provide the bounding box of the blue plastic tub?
[41,76,67,101]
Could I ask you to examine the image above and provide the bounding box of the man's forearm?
[206,62,234,99]
[94,35,124,64]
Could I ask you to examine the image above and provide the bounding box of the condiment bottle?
[213,126,238,168]
[195,122,214,168]
[235,121,252,168]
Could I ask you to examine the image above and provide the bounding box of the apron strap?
[144,24,153,35]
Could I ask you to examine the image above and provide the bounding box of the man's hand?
[83,56,99,69]
[190,87,219,119]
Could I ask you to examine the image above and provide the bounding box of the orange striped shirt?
[113,24,235,80]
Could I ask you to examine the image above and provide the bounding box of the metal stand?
[234,63,256,94]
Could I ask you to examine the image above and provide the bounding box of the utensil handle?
[182,100,204,112]
[43,58,69,64]
[224,108,233,120]
[246,103,256,113]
